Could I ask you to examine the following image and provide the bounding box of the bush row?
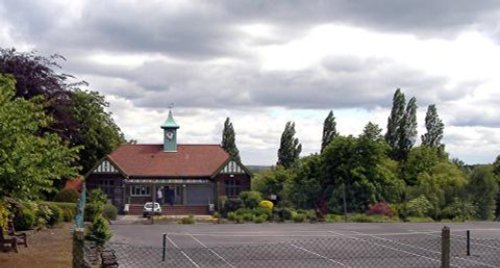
[13,201,76,231]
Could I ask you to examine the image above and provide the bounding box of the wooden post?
[162,233,167,262]
[72,228,85,268]
[466,230,470,256]
[441,226,450,268]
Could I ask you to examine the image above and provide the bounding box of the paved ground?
[111,222,500,267]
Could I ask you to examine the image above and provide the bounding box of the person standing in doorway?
[157,187,163,205]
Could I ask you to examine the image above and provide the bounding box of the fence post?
[441,226,450,268]
[466,230,470,256]
[162,233,167,262]
[73,228,85,268]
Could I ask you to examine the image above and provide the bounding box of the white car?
[143,202,162,217]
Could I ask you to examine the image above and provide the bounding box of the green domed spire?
[161,110,179,129]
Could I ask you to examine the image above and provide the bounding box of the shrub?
[281,207,295,221]
[54,188,79,203]
[180,215,195,224]
[103,204,118,221]
[239,191,263,209]
[259,200,274,211]
[242,213,254,222]
[0,200,10,231]
[43,202,76,222]
[325,214,343,223]
[88,189,107,205]
[406,216,434,223]
[292,213,306,223]
[88,215,112,246]
[367,202,394,217]
[227,212,237,221]
[14,208,36,231]
[235,215,244,224]
[85,202,104,222]
[46,203,64,227]
[253,215,266,224]
[407,195,433,217]
[36,203,53,227]
[223,198,243,216]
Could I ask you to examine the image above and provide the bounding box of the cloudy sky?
[1,0,499,165]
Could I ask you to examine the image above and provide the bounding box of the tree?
[221,117,240,162]
[360,122,383,142]
[396,97,418,160]
[70,90,125,173]
[421,105,444,148]
[468,165,498,220]
[0,48,81,141]
[252,166,294,200]
[321,110,338,152]
[286,154,324,209]
[277,121,301,168]
[494,155,500,176]
[385,89,406,155]
[0,75,80,200]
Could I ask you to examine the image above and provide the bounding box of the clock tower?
[161,109,180,152]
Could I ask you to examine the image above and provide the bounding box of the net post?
[162,233,167,262]
[441,226,450,268]
[466,230,470,256]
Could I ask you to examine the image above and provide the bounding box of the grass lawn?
[0,223,73,268]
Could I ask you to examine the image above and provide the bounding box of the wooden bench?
[0,228,18,253]
[7,221,28,248]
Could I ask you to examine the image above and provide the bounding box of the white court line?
[408,229,500,255]
[166,235,201,268]
[327,231,449,267]
[187,233,236,268]
[290,244,351,267]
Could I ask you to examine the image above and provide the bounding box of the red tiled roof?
[108,144,230,177]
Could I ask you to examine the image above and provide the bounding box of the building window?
[225,179,240,197]
[97,179,114,197]
[130,185,151,196]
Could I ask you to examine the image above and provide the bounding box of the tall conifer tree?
[397,97,418,160]
[277,121,302,168]
[321,110,338,152]
[421,104,444,148]
[385,89,406,153]
[221,117,240,162]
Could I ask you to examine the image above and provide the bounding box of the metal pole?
[162,233,167,262]
[342,183,348,222]
[441,226,450,268]
[152,184,156,224]
[466,230,470,256]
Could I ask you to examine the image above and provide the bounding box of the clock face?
[165,131,174,140]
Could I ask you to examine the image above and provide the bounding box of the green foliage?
[227,212,237,221]
[14,208,36,231]
[286,154,324,210]
[239,191,263,209]
[221,117,240,162]
[360,122,384,142]
[468,165,498,220]
[88,189,107,205]
[253,215,267,223]
[406,195,433,217]
[0,200,11,231]
[252,166,294,200]
[421,104,444,149]
[54,188,79,203]
[292,212,306,223]
[321,110,338,153]
[0,75,80,200]
[396,97,417,161]
[42,202,76,222]
[103,204,118,221]
[441,198,477,221]
[179,215,195,224]
[405,216,434,223]
[277,121,302,168]
[349,214,398,223]
[69,89,125,173]
[85,202,104,222]
[325,214,343,223]
[35,203,52,227]
[88,215,112,246]
[222,198,243,216]
[385,88,406,158]
[46,203,63,227]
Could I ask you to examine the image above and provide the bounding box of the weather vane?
[168,103,175,110]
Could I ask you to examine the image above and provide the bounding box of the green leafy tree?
[0,75,80,200]
[385,89,406,156]
[277,121,302,168]
[396,97,418,160]
[286,154,324,209]
[421,105,444,149]
[468,165,498,220]
[321,111,338,152]
[494,155,500,176]
[252,166,294,199]
[221,117,240,162]
[360,122,383,142]
[70,90,125,173]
